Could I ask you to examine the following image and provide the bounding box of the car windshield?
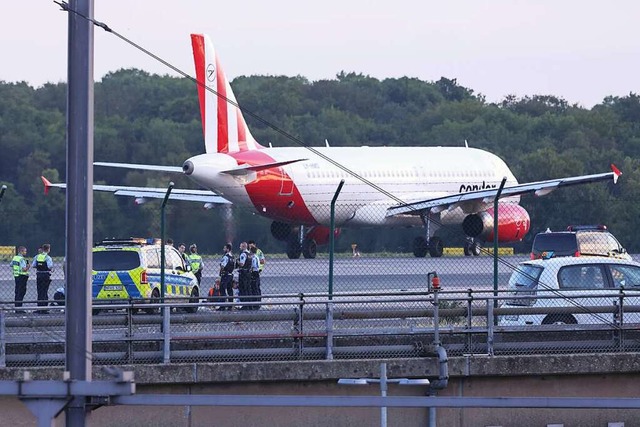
[93,250,141,271]
[533,233,576,253]
[509,264,543,290]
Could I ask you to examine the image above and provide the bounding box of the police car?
[60,238,200,313]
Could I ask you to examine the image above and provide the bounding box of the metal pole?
[493,177,507,318]
[66,0,94,425]
[160,183,174,302]
[328,180,345,300]
[379,362,388,427]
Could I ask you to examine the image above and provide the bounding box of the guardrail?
[0,289,639,367]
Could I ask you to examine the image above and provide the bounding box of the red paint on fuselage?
[229,150,317,225]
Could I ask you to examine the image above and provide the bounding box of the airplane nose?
[183,160,194,175]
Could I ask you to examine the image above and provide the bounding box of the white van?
[500,256,640,326]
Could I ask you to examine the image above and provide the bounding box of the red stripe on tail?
[216,55,229,153]
[190,35,207,142]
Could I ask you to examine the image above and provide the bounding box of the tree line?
[0,69,639,255]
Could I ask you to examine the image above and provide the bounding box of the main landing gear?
[463,238,481,256]
[413,236,444,258]
[286,235,317,259]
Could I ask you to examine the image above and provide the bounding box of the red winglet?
[611,164,622,184]
[41,176,52,196]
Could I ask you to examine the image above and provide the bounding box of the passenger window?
[166,249,184,270]
[559,265,606,289]
[145,249,160,269]
[609,265,640,288]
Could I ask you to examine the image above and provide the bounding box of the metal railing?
[0,289,639,367]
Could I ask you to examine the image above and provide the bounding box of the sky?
[2,0,640,108]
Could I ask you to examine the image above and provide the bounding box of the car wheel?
[542,315,577,325]
[185,287,199,314]
[145,288,161,314]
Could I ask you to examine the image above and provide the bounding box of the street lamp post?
[338,362,430,427]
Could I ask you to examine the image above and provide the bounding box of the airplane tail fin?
[191,34,263,154]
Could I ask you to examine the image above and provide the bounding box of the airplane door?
[278,167,294,196]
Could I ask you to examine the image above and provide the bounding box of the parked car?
[500,256,640,326]
[530,225,631,260]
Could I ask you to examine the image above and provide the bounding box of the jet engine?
[461,204,530,243]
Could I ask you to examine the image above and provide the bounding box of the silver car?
[500,256,640,325]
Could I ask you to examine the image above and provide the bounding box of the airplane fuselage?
[184,145,520,227]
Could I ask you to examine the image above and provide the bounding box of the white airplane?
[44,33,621,259]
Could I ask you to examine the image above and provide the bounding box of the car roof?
[520,256,640,268]
[535,229,609,237]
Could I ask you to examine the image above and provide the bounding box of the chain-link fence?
[1,201,638,367]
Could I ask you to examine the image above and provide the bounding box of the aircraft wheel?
[471,242,481,256]
[412,236,428,258]
[302,238,317,259]
[464,242,471,256]
[428,236,444,258]
[286,237,302,259]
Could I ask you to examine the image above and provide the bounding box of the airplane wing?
[41,177,230,205]
[96,159,308,177]
[386,165,621,217]
[94,162,183,173]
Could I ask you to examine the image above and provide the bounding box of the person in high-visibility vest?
[187,244,203,285]
[247,240,265,273]
[31,243,54,314]
[10,246,29,312]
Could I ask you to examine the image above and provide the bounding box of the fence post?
[325,301,334,360]
[162,306,171,364]
[466,289,473,354]
[0,308,5,368]
[297,293,305,358]
[487,299,494,356]
[160,182,174,303]
[493,177,507,327]
[328,180,345,300]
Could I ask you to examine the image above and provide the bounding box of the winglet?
[611,164,622,184]
[41,176,52,195]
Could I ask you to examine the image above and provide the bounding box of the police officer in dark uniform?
[237,242,251,309]
[218,243,235,310]
[31,243,53,314]
[249,246,262,310]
